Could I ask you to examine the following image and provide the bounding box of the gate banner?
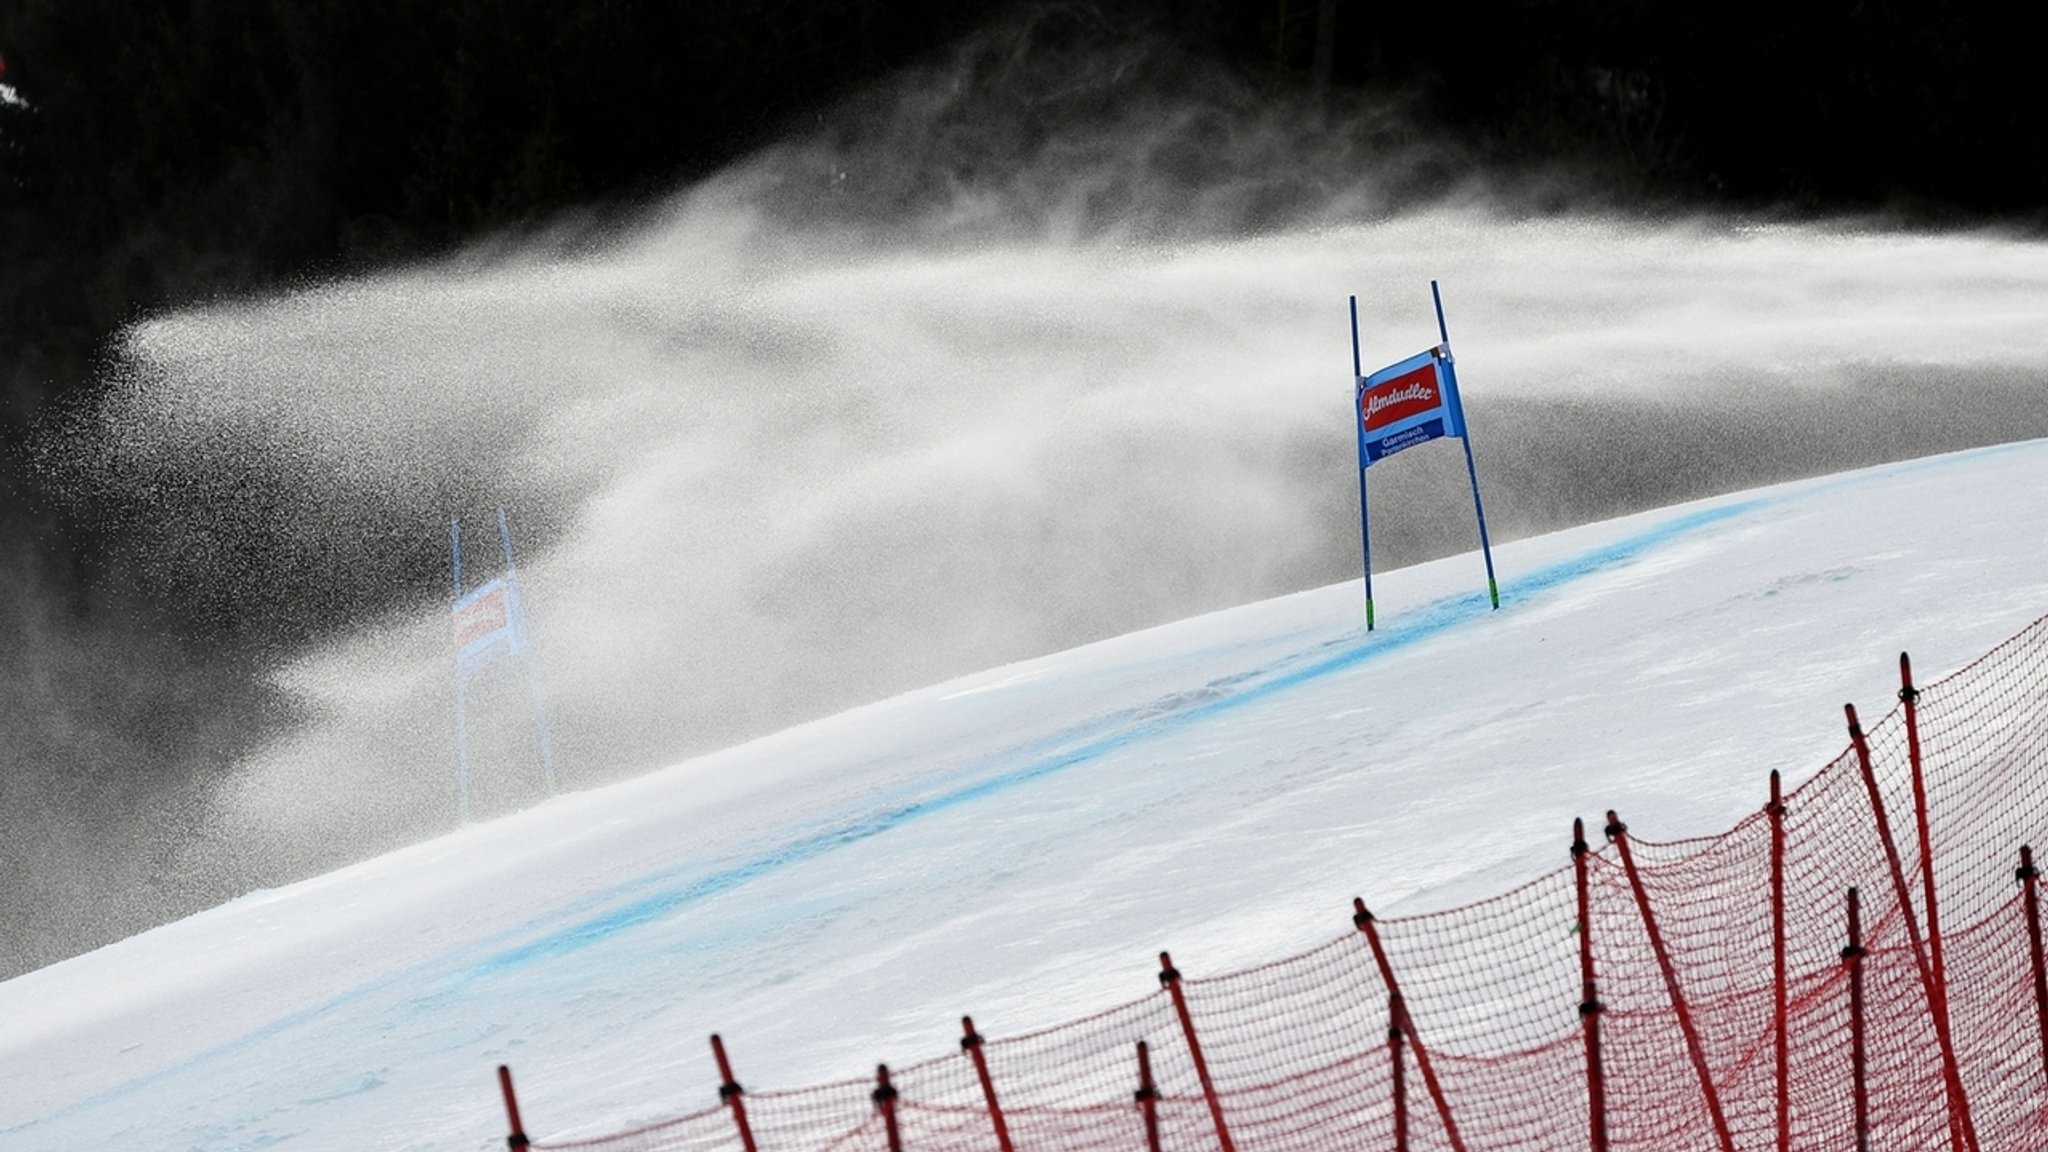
[1358,345,1463,465]
[453,576,522,674]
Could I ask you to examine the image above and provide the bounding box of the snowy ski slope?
[5,438,2048,1151]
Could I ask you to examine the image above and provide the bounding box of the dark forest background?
[0,0,2044,975]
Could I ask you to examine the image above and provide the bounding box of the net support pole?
[1606,813,1737,1152]
[1572,819,1608,1152]
[1390,993,1409,1152]
[1768,770,1789,1152]
[1843,888,1869,1152]
[1432,280,1498,611]
[498,1064,532,1151]
[1135,1041,1163,1152]
[2019,847,2048,1086]
[1350,294,1374,630]
[1900,654,1959,1076]
[1845,703,1977,1152]
[711,1034,759,1152]
[1160,952,1237,1152]
[961,1017,1015,1152]
[1900,655,1966,1123]
[873,1064,903,1152]
[1353,899,1469,1152]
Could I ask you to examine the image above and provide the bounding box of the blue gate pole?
[1432,281,1499,611]
[1350,295,1374,630]
[497,508,559,795]
[451,520,473,822]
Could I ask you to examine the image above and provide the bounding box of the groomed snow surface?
[6,438,2048,1151]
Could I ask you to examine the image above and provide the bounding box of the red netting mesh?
[522,612,2048,1152]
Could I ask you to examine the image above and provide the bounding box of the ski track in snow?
[13,436,2040,1144]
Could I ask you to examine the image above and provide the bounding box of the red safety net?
[507,612,2048,1152]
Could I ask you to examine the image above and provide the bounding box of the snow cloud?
[47,12,2048,897]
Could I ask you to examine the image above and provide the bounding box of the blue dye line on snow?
[423,427,2048,978]
[463,494,1776,976]
[569,430,2048,928]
